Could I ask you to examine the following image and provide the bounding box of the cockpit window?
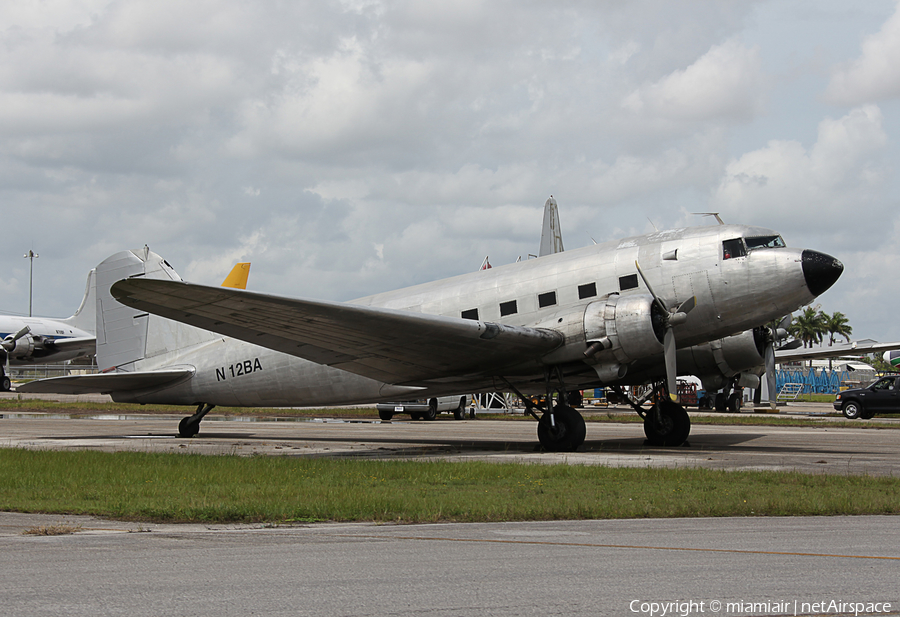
[722,238,746,260]
[745,235,786,250]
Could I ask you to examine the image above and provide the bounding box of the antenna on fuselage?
[647,218,659,232]
[693,212,725,225]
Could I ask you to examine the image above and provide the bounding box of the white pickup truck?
[376,395,471,421]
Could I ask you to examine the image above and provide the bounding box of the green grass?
[2,449,898,524]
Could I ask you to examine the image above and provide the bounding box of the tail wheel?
[537,405,586,452]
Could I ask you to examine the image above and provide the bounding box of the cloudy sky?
[2,0,899,342]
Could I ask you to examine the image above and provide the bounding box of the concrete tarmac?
[1,513,898,616]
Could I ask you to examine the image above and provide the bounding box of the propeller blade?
[664,327,678,402]
[675,296,697,315]
[1,325,31,351]
[765,343,777,409]
[777,314,792,331]
[778,340,803,351]
[634,261,668,315]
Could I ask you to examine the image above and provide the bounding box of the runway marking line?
[329,533,900,561]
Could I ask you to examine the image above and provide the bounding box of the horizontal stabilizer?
[110,278,564,385]
[16,369,194,395]
[44,336,97,354]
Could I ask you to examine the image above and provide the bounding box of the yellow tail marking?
[221,263,251,289]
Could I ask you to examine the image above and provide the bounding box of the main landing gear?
[502,373,586,452]
[178,403,215,438]
[611,384,691,447]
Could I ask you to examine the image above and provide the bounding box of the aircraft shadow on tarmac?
[43,425,864,459]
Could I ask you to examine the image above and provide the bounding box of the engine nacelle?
[581,293,666,383]
[678,328,766,391]
[5,334,35,358]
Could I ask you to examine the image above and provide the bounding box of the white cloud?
[622,39,765,122]
[826,2,900,105]
[711,105,888,234]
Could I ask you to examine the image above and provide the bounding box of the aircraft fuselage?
[110,224,840,407]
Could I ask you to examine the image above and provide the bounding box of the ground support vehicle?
[376,395,470,421]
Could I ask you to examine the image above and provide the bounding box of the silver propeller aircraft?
[21,224,843,450]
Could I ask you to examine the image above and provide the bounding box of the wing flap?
[16,369,194,395]
[110,279,564,384]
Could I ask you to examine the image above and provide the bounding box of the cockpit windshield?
[744,235,785,250]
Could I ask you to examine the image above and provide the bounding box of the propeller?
[1,325,31,353]
[762,315,792,409]
[634,261,696,403]
[1,325,30,379]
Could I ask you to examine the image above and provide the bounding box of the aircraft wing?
[44,336,96,354]
[110,279,564,385]
[16,369,194,395]
[776,341,900,364]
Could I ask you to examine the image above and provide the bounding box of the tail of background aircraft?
[94,246,218,372]
[61,269,97,335]
[538,195,564,257]
[221,263,250,289]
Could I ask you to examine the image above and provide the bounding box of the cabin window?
[499,300,518,316]
[722,238,747,260]
[619,274,638,291]
[745,235,785,251]
[578,282,597,299]
[461,308,479,320]
[538,291,557,308]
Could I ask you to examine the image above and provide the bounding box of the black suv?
[833,374,900,419]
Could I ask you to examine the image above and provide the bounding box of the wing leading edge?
[110,278,564,385]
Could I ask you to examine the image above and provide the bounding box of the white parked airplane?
[21,225,843,450]
[0,270,96,391]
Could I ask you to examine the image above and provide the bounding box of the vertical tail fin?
[61,268,97,335]
[95,246,216,372]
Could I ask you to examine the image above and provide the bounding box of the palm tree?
[788,306,827,349]
[824,311,852,346]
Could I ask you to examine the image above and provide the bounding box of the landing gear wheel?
[0,375,10,392]
[697,395,711,410]
[537,405,586,452]
[453,398,467,421]
[178,417,200,438]
[714,393,727,412]
[727,393,741,413]
[643,400,691,447]
[423,400,438,421]
[378,409,394,421]
[841,401,861,419]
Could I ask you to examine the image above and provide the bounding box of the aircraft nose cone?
[802,249,843,296]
